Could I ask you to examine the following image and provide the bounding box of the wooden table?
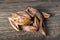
[0,0,60,40]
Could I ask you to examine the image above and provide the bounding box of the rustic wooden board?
[0,0,60,40]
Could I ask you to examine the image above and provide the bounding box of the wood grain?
[0,0,60,40]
